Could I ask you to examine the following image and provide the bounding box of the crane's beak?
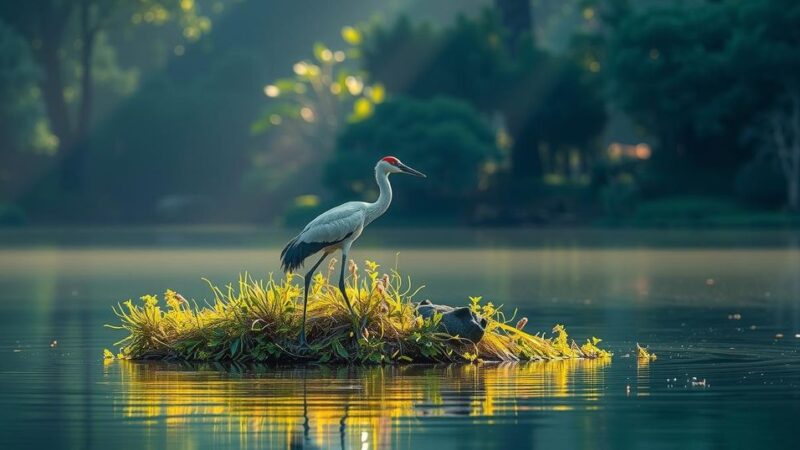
[398,162,426,178]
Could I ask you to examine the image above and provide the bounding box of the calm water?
[1,227,799,449]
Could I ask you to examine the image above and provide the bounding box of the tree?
[0,0,214,191]
[82,51,263,222]
[503,56,606,178]
[762,89,800,211]
[247,28,386,215]
[360,12,605,180]
[495,0,533,47]
[252,28,385,159]
[606,0,800,195]
[324,96,500,219]
[360,13,516,113]
[0,21,51,153]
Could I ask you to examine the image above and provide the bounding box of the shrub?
[324,96,500,220]
[735,157,786,208]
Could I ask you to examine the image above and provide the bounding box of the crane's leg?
[299,252,329,347]
[338,251,358,323]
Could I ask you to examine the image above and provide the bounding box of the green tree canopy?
[359,11,605,178]
[0,0,217,191]
[607,0,800,181]
[324,96,500,219]
[0,20,45,151]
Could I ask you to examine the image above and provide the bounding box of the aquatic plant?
[106,259,611,364]
[636,343,657,361]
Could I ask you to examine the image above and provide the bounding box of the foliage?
[599,178,639,219]
[602,194,800,227]
[735,156,786,208]
[0,203,27,226]
[0,21,51,152]
[324,96,500,218]
[0,21,58,210]
[80,52,261,222]
[361,13,515,113]
[636,196,741,218]
[252,28,385,151]
[755,89,800,211]
[0,0,222,191]
[106,260,611,363]
[359,11,606,178]
[607,0,800,188]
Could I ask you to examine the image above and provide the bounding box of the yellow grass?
[106,259,611,363]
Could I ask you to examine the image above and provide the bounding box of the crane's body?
[280,156,425,345]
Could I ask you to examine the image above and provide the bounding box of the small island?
[106,260,611,364]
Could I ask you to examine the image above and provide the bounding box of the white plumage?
[280,156,426,345]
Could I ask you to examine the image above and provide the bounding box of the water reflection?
[111,359,610,449]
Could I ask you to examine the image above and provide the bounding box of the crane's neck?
[365,167,392,225]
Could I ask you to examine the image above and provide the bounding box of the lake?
[0,227,798,449]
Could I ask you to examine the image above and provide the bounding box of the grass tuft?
[106,259,611,364]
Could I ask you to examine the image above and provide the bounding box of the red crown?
[381,156,399,165]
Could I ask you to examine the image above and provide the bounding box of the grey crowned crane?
[280,156,426,346]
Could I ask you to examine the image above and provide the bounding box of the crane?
[280,156,426,346]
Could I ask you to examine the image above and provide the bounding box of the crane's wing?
[280,202,366,272]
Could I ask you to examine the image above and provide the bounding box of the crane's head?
[377,156,426,177]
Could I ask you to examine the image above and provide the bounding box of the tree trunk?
[36,15,73,153]
[61,1,96,192]
[767,88,800,212]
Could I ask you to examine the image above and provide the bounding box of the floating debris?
[636,343,657,361]
[690,377,708,387]
[49,340,58,348]
[727,313,741,320]
[705,278,715,286]
[775,333,784,339]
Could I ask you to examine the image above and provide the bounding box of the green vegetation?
[2,0,800,226]
[325,96,500,219]
[606,0,800,207]
[106,260,610,363]
[251,28,385,156]
[0,0,219,192]
[360,12,606,180]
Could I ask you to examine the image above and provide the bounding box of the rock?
[416,300,487,343]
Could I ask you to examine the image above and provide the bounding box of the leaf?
[313,42,330,62]
[103,349,115,360]
[368,83,385,103]
[351,98,373,121]
[332,339,349,359]
[341,26,362,45]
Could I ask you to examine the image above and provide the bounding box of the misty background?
[1,0,798,228]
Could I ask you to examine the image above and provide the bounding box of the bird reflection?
[111,359,609,449]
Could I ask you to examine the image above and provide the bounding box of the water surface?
[1,228,798,449]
